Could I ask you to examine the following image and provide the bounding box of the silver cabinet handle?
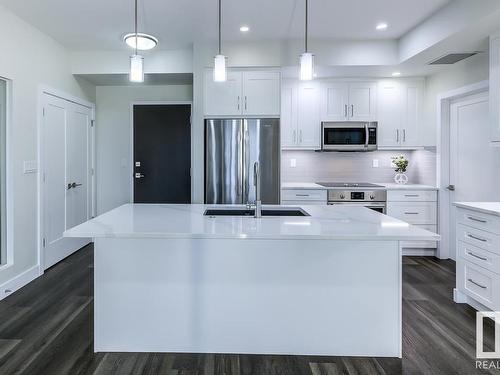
[293,130,297,144]
[404,212,419,215]
[351,104,354,117]
[344,104,347,118]
[404,194,419,197]
[296,194,310,197]
[237,96,240,111]
[244,96,247,111]
[396,129,399,143]
[467,251,488,261]
[467,233,487,242]
[468,278,487,289]
[403,129,406,142]
[467,216,487,223]
[299,129,303,143]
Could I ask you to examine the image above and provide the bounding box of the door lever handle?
[67,182,83,189]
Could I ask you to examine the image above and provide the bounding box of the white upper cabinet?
[281,80,320,149]
[320,81,377,122]
[348,82,377,122]
[242,71,281,116]
[377,78,424,149]
[490,34,500,144]
[204,69,280,117]
[322,82,349,121]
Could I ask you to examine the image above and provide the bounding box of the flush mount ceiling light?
[392,71,401,77]
[376,22,388,30]
[124,33,158,50]
[299,0,314,81]
[213,0,227,82]
[239,25,250,33]
[129,0,145,83]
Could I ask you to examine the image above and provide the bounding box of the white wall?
[96,85,193,214]
[0,5,95,289]
[423,52,489,146]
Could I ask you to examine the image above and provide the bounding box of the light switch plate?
[290,158,297,168]
[23,160,38,174]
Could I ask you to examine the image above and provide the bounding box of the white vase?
[394,173,408,185]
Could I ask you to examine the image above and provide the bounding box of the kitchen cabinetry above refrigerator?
[204,70,281,117]
[377,79,424,149]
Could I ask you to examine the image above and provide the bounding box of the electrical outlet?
[372,159,379,168]
[290,158,297,168]
[23,160,38,174]
[390,159,397,168]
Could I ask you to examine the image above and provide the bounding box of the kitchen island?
[64,204,438,357]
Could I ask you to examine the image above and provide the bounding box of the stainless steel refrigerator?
[205,118,280,204]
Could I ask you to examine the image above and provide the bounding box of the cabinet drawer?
[282,200,326,206]
[386,202,437,224]
[457,224,500,256]
[459,241,500,275]
[387,190,437,202]
[281,189,327,201]
[457,208,500,235]
[457,258,500,310]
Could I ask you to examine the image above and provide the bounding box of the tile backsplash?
[281,149,437,186]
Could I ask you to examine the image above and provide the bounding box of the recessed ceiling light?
[124,33,158,50]
[392,71,401,77]
[376,22,388,30]
[240,25,250,33]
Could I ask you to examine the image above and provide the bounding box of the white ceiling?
[0,0,451,51]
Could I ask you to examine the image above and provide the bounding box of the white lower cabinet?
[386,189,438,250]
[281,189,327,205]
[455,207,500,310]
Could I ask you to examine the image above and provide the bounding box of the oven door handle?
[364,124,369,149]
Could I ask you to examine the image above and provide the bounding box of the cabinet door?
[490,36,500,143]
[321,82,349,121]
[348,82,377,121]
[297,81,321,149]
[242,71,280,116]
[401,82,423,147]
[281,82,298,148]
[204,70,242,116]
[377,80,402,147]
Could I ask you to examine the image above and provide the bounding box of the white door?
[449,91,500,259]
[297,81,321,149]
[348,82,377,121]
[281,82,298,148]
[42,94,93,269]
[242,71,280,116]
[204,70,242,116]
[377,80,402,147]
[321,82,349,121]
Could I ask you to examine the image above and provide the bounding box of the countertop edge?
[454,202,500,217]
[281,183,438,191]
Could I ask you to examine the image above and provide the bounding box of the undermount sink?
[204,208,310,217]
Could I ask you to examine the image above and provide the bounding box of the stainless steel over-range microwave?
[321,122,378,151]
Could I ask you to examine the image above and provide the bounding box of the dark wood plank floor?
[0,245,498,375]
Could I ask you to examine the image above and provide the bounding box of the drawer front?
[281,200,326,206]
[386,202,437,224]
[281,189,327,202]
[459,241,500,275]
[457,224,500,256]
[387,190,437,202]
[457,258,500,310]
[457,208,500,235]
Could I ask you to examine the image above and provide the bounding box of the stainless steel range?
[316,182,387,214]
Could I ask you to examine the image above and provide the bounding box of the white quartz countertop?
[454,202,500,217]
[64,204,439,241]
[281,182,438,190]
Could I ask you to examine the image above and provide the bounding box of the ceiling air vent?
[429,52,479,65]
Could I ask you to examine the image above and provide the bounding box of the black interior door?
[133,104,191,203]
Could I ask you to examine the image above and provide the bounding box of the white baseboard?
[402,248,436,256]
[0,265,40,301]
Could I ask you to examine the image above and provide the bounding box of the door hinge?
[42,172,46,183]
[42,238,46,247]
[91,168,95,176]
[42,108,45,117]
[91,120,95,127]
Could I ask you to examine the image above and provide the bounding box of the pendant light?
[129,0,144,83]
[213,0,227,82]
[300,0,314,81]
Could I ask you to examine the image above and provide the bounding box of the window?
[0,79,6,265]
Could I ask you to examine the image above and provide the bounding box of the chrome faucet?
[254,161,262,218]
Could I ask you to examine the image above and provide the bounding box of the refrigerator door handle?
[237,130,243,196]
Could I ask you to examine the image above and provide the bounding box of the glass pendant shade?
[300,52,314,81]
[130,54,144,83]
[213,54,227,82]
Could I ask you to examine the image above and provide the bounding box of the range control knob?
[369,194,375,200]
[340,193,345,199]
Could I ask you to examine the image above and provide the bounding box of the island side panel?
[94,237,401,357]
